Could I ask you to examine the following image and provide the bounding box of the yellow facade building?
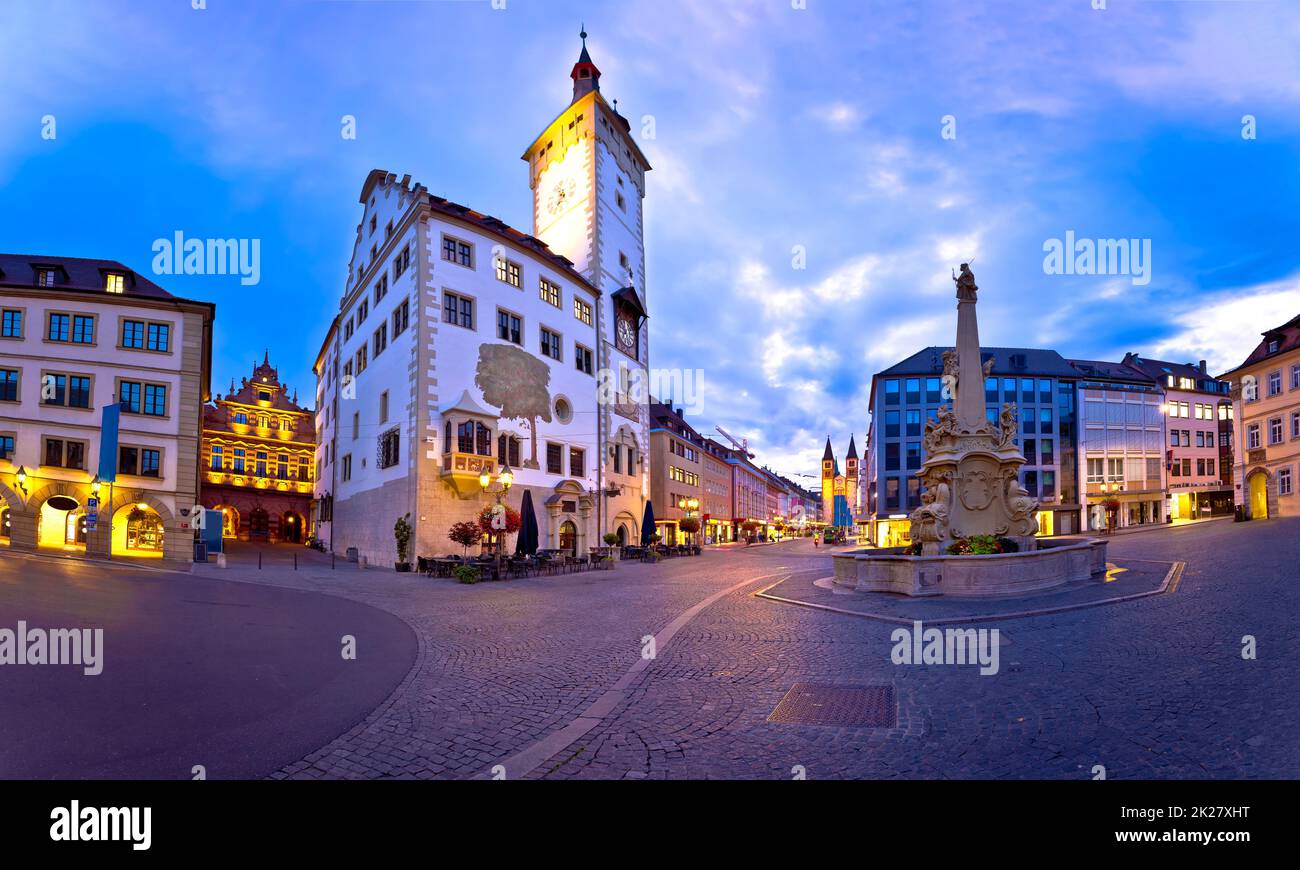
[1225,314,1300,519]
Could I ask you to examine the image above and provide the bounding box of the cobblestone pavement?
[218,518,1298,780]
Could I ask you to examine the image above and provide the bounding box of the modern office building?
[1122,353,1234,520]
[0,253,213,563]
[864,347,1082,546]
[1066,358,1167,531]
[1223,313,1300,519]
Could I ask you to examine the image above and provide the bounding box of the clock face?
[617,317,636,350]
[546,177,576,216]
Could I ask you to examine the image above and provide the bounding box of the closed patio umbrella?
[515,489,539,556]
[640,501,657,546]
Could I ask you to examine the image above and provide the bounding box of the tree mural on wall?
[475,343,553,469]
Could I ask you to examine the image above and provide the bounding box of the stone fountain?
[833,265,1107,596]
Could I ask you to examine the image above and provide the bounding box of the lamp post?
[15,466,28,497]
[676,496,700,546]
[479,463,513,572]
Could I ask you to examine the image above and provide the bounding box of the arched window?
[126,507,164,552]
[476,422,491,456]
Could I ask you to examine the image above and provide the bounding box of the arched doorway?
[282,511,303,543]
[249,508,270,540]
[38,494,84,551]
[559,520,577,556]
[214,505,240,539]
[0,506,9,541]
[615,524,627,546]
[1249,471,1269,519]
[111,503,165,557]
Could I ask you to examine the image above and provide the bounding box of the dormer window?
[1268,339,1280,354]
[36,269,57,287]
[105,273,125,294]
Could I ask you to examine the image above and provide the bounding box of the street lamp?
[15,466,28,496]
[677,496,700,546]
[91,475,102,497]
[479,463,514,570]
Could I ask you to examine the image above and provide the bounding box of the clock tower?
[522,29,653,542]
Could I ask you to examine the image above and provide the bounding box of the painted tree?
[475,343,553,469]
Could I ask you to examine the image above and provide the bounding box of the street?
[2,518,1295,779]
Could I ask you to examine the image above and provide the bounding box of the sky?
[3,0,1300,481]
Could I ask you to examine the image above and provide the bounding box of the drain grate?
[768,683,896,728]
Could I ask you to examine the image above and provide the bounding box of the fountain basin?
[831,537,1108,597]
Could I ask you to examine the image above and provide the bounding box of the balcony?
[441,451,496,498]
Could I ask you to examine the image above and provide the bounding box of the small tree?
[394,514,412,567]
[448,521,481,558]
[678,517,700,535]
[603,532,620,546]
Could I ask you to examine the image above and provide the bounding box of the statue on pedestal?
[954,263,978,301]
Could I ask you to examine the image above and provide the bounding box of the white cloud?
[1148,279,1300,375]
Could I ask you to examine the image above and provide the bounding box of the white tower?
[522,28,653,542]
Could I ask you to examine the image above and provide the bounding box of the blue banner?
[98,403,120,482]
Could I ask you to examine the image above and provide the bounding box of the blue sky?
[3,0,1300,479]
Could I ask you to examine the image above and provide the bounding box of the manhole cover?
[767,683,896,728]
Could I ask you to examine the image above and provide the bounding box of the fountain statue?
[908,264,1039,555]
[831,262,1107,596]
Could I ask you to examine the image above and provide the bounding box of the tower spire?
[570,25,601,103]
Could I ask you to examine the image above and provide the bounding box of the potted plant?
[448,521,481,559]
[603,532,620,547]
[453,564,481,585]
[476,504,522,556]
[393,513,413,572]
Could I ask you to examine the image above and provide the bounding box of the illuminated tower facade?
[522,29,653,539]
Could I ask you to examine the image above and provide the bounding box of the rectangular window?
[143,384,167,416]
[1248,423,1260,450]
[905,441,921,470]
[71,315,94,344]
[574,298,592,326]
[355,345,367,374]
[540,327,562,361]
[68,375,91,408]
[119,381,142,413]
[0,369,16,403]
[570,447,585,478]
[495,257,521,287]
[1280,467,1294,496]
[352,412,360,440]
[546,443,563,475]
[575,344,594,375]
[379,428,400,469]
[146,322,169,352]
[885,478,899,510]
[373,323,387,357]
[905,378,920,404]
[539,278,561,308]
[0,310,21,338]
[885,410,900,438]
[44,438,86,470]
[905,410,921,437]
[1041,470,1056,498]
[47,313,70,342]
[211,445,223,471]
[442,235,473,267]
[443,292,475,329]
[341,454,352,482]
[497,309,522,345]
[1270,417,1283,445]
[105,273,125,293]
[357,299,368,324]
[392,299,409,336]
[1268,370,1282,396]
[1041,438,1055,466]
[1292,364,1300,390]
[392,245,410,280]
[1292,412,1300,440]
[883,379,899,405]
[122,320,145,349]
[0,434,15,460]
[1039,408,1052,434]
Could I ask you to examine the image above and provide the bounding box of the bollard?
[332,553,336,570]
[358,554,367,570]
[216,553,227,569]
[294,552,298,571]
[258,552,262,570]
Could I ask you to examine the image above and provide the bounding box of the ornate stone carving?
[1004,477,1040,536]
[997,403,1018,449]
[941,350,960,400]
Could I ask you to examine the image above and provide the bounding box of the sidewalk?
[1084,514,1232,539]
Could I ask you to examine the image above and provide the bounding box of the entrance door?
[249,508,270,539]
[1250,472,1269,519]
[616,525,627,546]
[559,520,577,556]
[282,512,303,543]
